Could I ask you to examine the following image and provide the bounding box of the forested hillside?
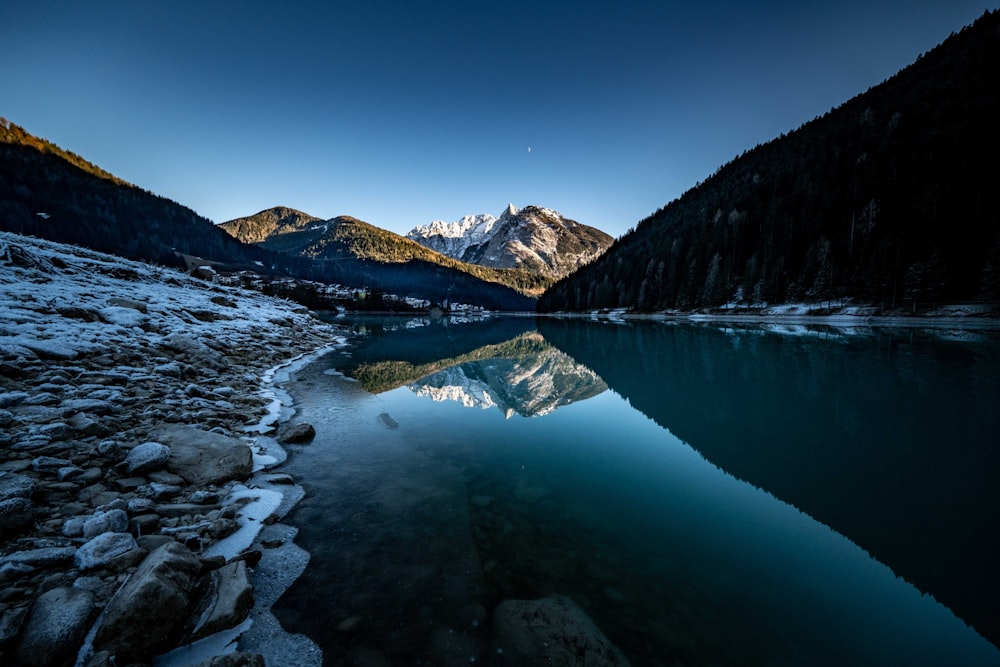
[539,10,1000,314]
[0,122,535,310]
[0,118,271,269]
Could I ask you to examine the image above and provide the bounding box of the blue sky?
[3,1,996,237]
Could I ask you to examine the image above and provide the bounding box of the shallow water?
[273,316,1000,666]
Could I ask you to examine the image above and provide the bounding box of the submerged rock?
[277,422,316,444]
[493,595,631,666]
[15,586,95,667]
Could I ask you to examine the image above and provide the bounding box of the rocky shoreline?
[0,232,342,666]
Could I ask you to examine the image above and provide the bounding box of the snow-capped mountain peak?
[405,204,613,280]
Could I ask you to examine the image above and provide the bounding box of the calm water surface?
[273,316,1000,666]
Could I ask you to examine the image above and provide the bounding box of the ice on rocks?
[203,486,284,561]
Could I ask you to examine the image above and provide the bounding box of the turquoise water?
[274,316,1000,666]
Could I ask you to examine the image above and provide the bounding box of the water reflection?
[332,317,607,418]
[277,316,1000,665]
[539,317,1000,648]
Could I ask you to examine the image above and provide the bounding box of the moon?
[527,146,532,153]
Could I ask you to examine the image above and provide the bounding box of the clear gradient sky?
[3,1,996,238]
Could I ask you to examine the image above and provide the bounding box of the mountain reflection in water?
[275,315,1000,665]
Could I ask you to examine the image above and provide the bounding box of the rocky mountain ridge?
[220,207,548,302]
[407,204,614,279]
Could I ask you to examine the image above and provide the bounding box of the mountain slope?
[0,118,275,270]
[407,204,613,279]
[222,208,550,299]
[219,206,321,245]
[539,10,1000,314]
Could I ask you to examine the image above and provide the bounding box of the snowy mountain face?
[406,204,613,280]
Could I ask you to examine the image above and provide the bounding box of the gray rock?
[67,412,110,437]
[124,442,171,475]
[156,503,207,518]
[15,586,95,667]
[2,546,76,568]
[74,532,140,571]
[147,469,186,485]
[157,425,252,486]
[20,339,79,361]
[62,516,86,538]
[93,542,202,663]
[0,471,36,501]
[107,297,148,313]
[0,408,14,427]
[277,422,316,444]
[38,422,73,441]
[190,490,220,505]
[0,605,28,647]
[24,391,60,405]
[493,595,631,667]
[0,561,35,584]
[32,455,73,472]
[127,498,156,514]
[185,560,255,642]
[96,439,126,461]
[191,652,265,667]
[149,482,184,501]
[0,391,30,408]
[0,496,34,537]
[62,398,115,416]
[57,466,85,482]
[83,509,129,539]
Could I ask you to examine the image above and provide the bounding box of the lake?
[272,315,1000,666]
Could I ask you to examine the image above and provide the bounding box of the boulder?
[93,542,202,663]
[156,426,252,486]
[493,595,631,667]
[124,442,171,475]
[185,560,255,642]
[74,532,141,571]
[15,586,95,667]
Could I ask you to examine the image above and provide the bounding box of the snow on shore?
[1,231,341,665]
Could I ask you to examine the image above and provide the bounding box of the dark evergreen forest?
[539,11,1000,314]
